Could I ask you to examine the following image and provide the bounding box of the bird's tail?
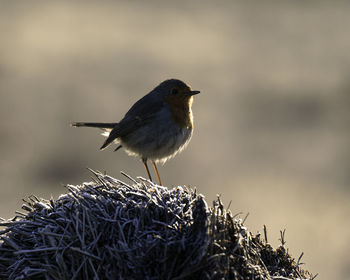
[71,122,121,151]
[71,122,117,129]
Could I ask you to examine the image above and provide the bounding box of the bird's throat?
[165,96,194,129]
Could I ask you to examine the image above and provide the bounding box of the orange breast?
[164,96,194,129]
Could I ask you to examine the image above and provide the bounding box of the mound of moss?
[0,170,315,279]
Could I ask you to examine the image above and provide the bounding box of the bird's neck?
[165,96,194,129]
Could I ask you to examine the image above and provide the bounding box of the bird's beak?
[187,90,200,96]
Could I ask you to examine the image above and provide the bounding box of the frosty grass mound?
[0,170,316,279]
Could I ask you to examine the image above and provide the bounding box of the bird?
[71,79,200,185]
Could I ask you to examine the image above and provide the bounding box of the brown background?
[1,1,349,279]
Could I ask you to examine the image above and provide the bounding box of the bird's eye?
[171,88,179,95]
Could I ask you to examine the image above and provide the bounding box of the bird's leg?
[142,158,152,182]
[151,160,162,186]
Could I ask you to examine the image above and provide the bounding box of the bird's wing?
[100,93,164,150]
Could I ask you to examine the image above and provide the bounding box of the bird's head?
[155,79,200,128]
[156,78,199,105]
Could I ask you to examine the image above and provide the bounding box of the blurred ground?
[0,1,349,279]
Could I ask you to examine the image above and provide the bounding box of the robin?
[71,79,200,185]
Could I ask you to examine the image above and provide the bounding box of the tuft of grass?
[0,170,315,279]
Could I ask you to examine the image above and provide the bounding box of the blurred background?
[1,0,349,278]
